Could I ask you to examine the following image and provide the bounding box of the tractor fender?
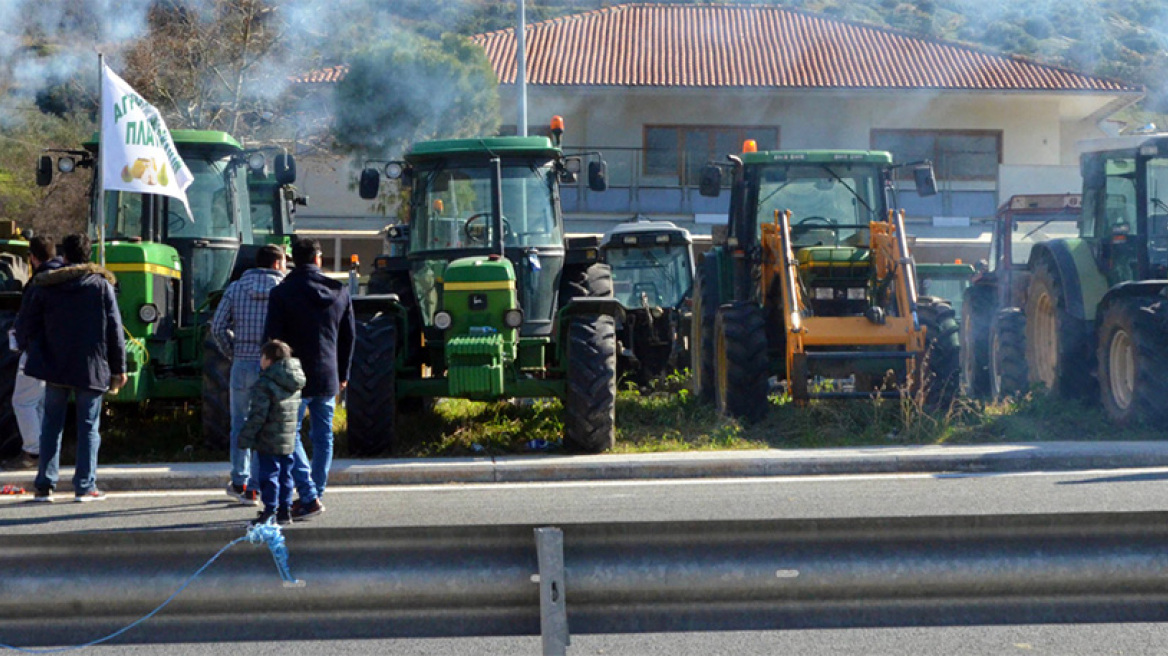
[351,294,409,349]
[1028,239,1110,321]
[1097,281,1168,324]
[559,297,626,323]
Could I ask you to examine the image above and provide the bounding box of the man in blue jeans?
[265,238,354,520]
[16,233,126,502]
[211,244,287,505]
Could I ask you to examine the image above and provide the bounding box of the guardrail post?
[535,527,569,656]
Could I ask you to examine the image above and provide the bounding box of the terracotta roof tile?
[472,3,1136,92]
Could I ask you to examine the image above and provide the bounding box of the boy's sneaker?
[276,506,292,526]
[31,488,53,503]
[75,489,107,503]
[250,508,276,527]
[226,482,246,501]
[290,498,325,521]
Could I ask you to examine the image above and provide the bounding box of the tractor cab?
[601,220,694,310]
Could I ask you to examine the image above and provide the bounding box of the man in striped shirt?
[211,244,287,504]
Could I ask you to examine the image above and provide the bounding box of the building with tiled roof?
[290,3,1143,265]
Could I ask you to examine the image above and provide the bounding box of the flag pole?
[97,52,106,267]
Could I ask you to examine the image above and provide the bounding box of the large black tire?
[1025,257,1095,399]
[563,314,617,453]
[990,308,1029,400]
[1097,298,1168,426]
[714,302,769,421]
[691,255,719,402]
[201,329,232,451]
[917,296,961,407]
[960,284,995,398]
[347,313,398,456]
[0,311,22,460]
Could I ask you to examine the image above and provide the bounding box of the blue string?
[0,521,300,653]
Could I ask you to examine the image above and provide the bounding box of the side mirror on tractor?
[588,160,608,192]
[36,155,53,187]
[359,168,381,200]
[274,154,297,186]
[699,165,722,197]
[913,164,938,197]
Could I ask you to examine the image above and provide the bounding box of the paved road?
[3,466,1167,534]
[8,624,1168,655]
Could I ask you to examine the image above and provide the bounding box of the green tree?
[332,31,500,158]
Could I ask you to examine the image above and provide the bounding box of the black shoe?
[290,498,324,521]
[276,506,292,526]
[250,508,277,527]
[2,451,37,471]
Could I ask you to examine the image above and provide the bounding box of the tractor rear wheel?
[960,284,995,398]
[1025,257,1094,399]
[564,314,617,453]
[917,296,961,407]
[691,256,719,401]
[990,308,1029,400]
[714,302,769,421]
[201,329,232,451]
[347,313,398,456]
[1097,298,1168,426]
[0,311,22,460]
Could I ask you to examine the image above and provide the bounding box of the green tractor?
[992,136,1168,424]
[599,218,695,387]
[349,121,620,454]
[693,146,960,418]
[32,132,297,450]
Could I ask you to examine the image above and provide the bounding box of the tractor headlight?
[433,311,453,330]
[847,288,866,300]
[138,303,160,324]
[503,308,524,329]
[813,287,834,300]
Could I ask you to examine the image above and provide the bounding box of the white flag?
[100,65,194,220]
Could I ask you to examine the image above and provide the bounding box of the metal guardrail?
[4,513,1168,650]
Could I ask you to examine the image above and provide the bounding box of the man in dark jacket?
[16,233,126,502]
[1,235,63,471]
[264,238,354,519]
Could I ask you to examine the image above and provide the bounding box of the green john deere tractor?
[993,136,1168,424]
[693,147,960,419]
[349,122,621,454]
[31,132,297,451]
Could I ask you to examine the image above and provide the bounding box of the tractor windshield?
[101,152,249,243]
[753,163,882,248]
[1145,158,1168,271]
[607,244,693,308]
[410,160,560,253]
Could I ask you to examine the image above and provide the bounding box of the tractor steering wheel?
[794,216,836,228]
[463,213,512,244]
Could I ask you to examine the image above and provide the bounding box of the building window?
[871,129,1001,182]
[644,125,779,184]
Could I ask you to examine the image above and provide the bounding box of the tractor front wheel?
[691,256,719,401]
[714,302,769,421]
[1097,298,1168,426]
[990,308,1029,401]
[201,329,231,451]
[347,313,398,456]
[960,284,995,398]
[917,296,961,407]
[564,314,617,453]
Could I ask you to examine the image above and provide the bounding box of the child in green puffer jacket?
[238,340,306,526]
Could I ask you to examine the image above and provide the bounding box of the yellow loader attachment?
[761,210,927,400]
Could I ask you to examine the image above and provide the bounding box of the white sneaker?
[74,489,108,503]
